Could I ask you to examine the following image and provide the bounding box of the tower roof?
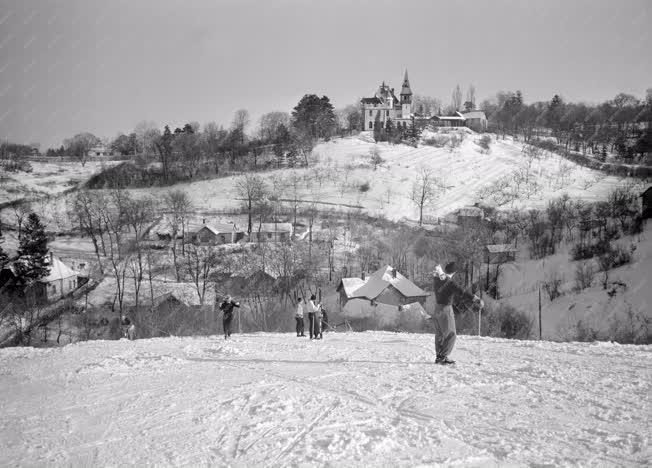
[400,69,412,96]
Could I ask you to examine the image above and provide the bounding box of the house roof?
[337,277,367,296]
[458,206,484,217]
[361,97,382,105]
[42,255,77,283]
[486,244,519,254]
[150,282,216,307]
[197,224,239,235]
[433,115,466,121]
[462,110,487,119]
[641,186,652,197]
[254,223,293,233]
[341,265,427,300]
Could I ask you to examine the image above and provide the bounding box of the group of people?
[294,295,328,339]
[118,261,478,365]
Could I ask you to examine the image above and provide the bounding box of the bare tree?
[409,167,443,226]
[368,146,384,170]
[451,84,463,112]
[236,174,267,235]
[258,111,290,141]
[466,85,476,108]
[11,202,31,240]
[163,190,193,280]
[184,244,221,305]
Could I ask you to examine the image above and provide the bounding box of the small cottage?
[485,244,519,264]
[336,265,428,311]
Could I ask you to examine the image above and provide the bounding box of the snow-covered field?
[1,332,649,466]
[126,132,635,223]
[0,160,115,204]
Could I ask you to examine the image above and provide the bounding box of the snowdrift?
[1,332,649,466]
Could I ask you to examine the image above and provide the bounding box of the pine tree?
[16,213,49,282]
[0,243,8,269]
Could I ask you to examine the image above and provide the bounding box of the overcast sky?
[0,0,650,148]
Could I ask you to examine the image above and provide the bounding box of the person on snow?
[320,308,329,336]
[306,294,321,340]
[219,295,240,340]
[121,315,136,340]
[295,297,305,337]
[432,262,484,365]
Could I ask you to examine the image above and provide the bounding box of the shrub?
[422,135,448,148]
[477,135,491,153]
[573,319,600,342]
[574,261,595,291]
[359,181,370,192]
[0,160,32,173]
[571,239,610,260]
[543,271,563,301]
[608,303,651,344]
[485,304,533,339]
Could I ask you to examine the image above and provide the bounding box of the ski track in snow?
[0,333,650,467]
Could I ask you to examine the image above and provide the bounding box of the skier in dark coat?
[432,262,483,365]
[219,295,240,340]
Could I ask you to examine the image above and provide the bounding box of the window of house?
[52,284,57,294]
[369,121,373,129]
[267,233,272,239]
[369,110,372,116]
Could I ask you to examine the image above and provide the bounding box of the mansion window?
[369,110,372,116]
[369,122,373,129]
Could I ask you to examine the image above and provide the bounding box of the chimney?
[361,272,366,280]
[392,268,397,279]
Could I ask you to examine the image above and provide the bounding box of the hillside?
[0,332,649,466]
[125,131,634,223]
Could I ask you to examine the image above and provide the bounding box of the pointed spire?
[401,69,412,96]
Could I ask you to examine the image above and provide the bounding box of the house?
[189,220,244,245]
[461,110,488,132]
[641,186,652,219]
[485,244,519,264]
[341,299,429,331]
[250,223,293,243]
[336,265,428,311]
[361,70,414,131]
[457,206,484,228]
[0,253,78,302]
[431,112,467,128]
[87,145,110,158]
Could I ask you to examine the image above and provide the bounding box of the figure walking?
[121,315,136,340]
[432,262,483,365]
[219,295,240,340]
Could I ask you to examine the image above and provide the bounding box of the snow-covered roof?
[462,110,487,119]
[255,223,293,233]
[433,115,466,121]
[486,244,519,254]
[458,206,484,217]
[197,224,239,235]
[338,277,367,297]
[340,265,427,300]
[150,282,216,308]
[41,255,77,283]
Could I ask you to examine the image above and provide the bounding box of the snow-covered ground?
[0,160,116,204]
[1,332,649,466]
[124,132,635,223]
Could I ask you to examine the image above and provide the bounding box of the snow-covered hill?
[122,131,634,224]
[1,332,649,466]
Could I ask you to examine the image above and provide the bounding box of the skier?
[432,262,483,365]
[120,315,136,340]
[318,306,327,339]
[219,295,240,340]
[307,294,321,339]
[295,297,305,337]
[320,308,329,336]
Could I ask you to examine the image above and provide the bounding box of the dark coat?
[433,276,474,306]
[219,300,240,321]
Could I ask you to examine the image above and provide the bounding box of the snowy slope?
[1,332,649,466]
[119,132,634,224]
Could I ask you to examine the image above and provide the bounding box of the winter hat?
[310,294,316,301]
[444,262,458,274]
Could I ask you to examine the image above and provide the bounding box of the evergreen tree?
[16,213,49,282]
[291,94,337,139]
[0,243,8,269]
[373,114,383,142]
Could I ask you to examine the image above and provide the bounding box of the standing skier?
[121,315,136,340]
[307,294,320,339]
[295,297,305,337]
[219,295,240,340]
[432,262,483,365]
